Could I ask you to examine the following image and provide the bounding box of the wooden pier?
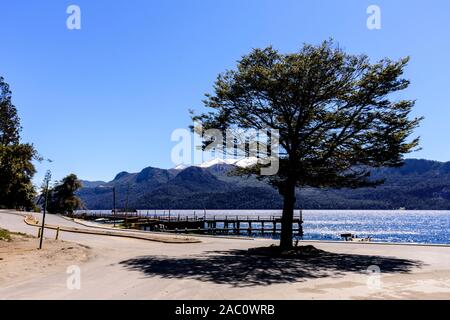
[74,211,304,237]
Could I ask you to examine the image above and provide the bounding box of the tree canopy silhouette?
[0,76,38,209]
[192,40,422,248]
[46,174,83,215]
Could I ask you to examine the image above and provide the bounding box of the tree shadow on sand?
[119,247,424,287]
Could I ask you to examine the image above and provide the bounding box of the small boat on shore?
[341,233,372,242]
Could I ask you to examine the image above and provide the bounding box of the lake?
[79,209,450,245]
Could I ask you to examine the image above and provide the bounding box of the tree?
[0,77,37,210]
[0,144,37,209]
[0,77,21,146]
[47,174,83,215]
[192,40,422,249]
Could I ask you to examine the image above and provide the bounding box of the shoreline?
[3,209,450,247]
[70,209,450,245]
[1,210,449,300]
[66,213,450,247]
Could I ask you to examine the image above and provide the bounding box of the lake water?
[79,210,450,245]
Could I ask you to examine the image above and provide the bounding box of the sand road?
[1,210,449,300]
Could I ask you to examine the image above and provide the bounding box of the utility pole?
[99,184,117,227]
[125,182,130,215]
[39,170,51,250]
[113,186,116,228]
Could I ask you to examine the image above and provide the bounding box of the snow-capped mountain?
[174,157,260,170]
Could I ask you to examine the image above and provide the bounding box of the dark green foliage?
[0,228,12,241]
[192,41,422,248]
[46,174,83,214]
[0,144,37,209]
[0,77,21,146]
[0,77,37,210]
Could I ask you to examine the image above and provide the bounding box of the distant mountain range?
[77,159,450,210]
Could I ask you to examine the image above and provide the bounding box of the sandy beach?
[0,210,449,300]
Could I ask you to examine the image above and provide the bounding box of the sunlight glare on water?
[80,210,450,244]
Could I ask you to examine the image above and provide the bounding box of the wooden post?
[39,173,50,250]
[55,227,60,240]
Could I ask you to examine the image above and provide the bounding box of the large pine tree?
[0,76,37,209]
[193,41,422,249]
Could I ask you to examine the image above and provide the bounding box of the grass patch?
[0,228,12,241]
[13,231,33,238]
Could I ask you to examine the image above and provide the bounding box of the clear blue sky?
[1,0,449,184]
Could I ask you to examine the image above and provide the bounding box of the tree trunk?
[279,179,296,249]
